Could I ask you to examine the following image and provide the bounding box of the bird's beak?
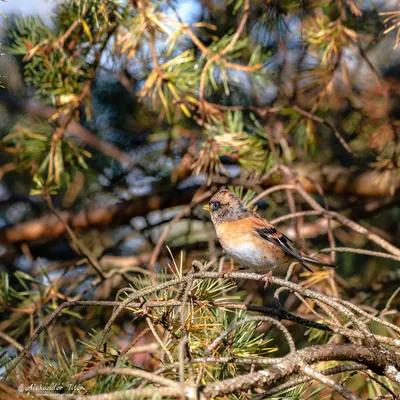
[202,204,211,213]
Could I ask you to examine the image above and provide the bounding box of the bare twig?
[44,193,105,280]
[318,247,400,262]
[74,367,178,387]
[253,363,367,399]
[148,190,212,274]
[300,361,360,400]
[146,316,174,363]
[292,103,354,155]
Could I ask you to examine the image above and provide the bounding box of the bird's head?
[203,189,251,223]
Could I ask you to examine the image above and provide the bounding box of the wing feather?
[242,217,335,270]
[254,225,313,272]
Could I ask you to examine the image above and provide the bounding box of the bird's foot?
[261,271,273,289]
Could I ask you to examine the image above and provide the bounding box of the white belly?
[221,240,281,272]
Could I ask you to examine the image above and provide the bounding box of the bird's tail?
[302,255,336,269]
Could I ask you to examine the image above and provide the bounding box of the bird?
[202,189,335,286]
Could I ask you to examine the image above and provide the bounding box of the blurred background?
[1,0,400,397]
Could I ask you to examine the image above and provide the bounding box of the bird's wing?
[251,218,313,272]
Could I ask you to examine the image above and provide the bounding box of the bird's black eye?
[210,201,220,211]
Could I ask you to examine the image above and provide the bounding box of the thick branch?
[199,344,397,399]
[0,187,200,244]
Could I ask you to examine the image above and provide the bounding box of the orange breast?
[215,219,287,270]
[215,219,253,245]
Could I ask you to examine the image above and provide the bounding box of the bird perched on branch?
[203,189,335,286]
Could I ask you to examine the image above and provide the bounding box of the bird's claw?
[218,270,228,279]
[262,271,273,289]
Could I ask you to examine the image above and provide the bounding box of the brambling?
[203,189,335,285]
